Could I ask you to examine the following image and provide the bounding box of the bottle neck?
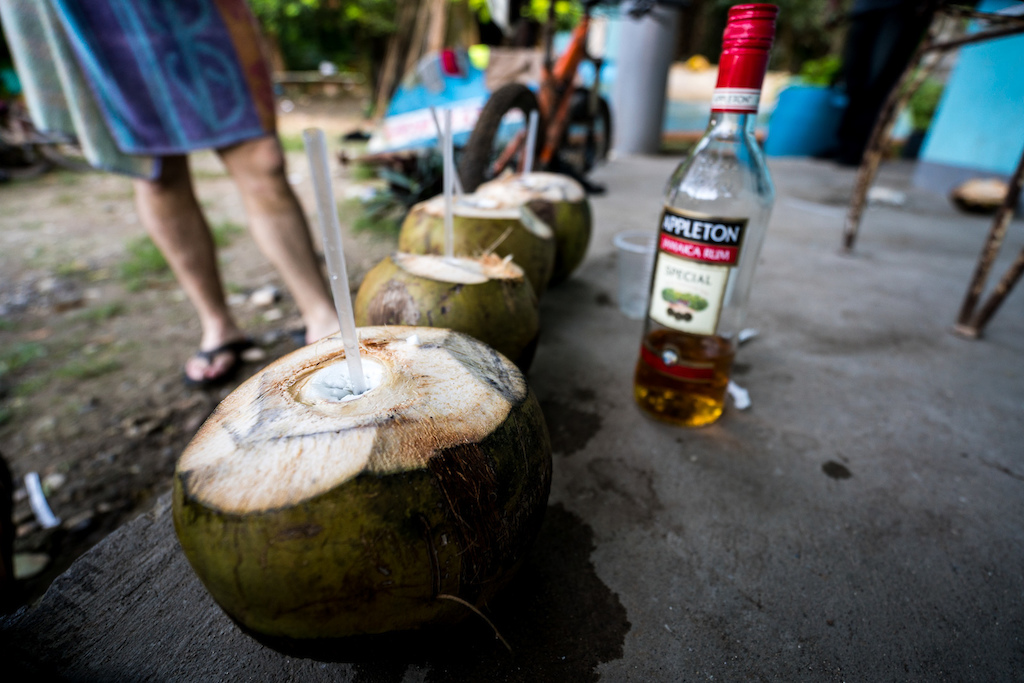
[704,110,757,138]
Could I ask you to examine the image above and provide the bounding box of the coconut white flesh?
[303,357,385,402]
[476,171,586,204]
[178,327,527,514]
[392,252,524,285]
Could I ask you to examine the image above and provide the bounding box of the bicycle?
[458,0,616,193]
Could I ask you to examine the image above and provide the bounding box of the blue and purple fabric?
[0,0,275,178]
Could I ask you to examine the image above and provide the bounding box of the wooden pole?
[426,0,449,54]
[403,0,434,79]
[373,0,418,119]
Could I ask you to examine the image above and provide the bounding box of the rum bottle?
[634,3,778,427]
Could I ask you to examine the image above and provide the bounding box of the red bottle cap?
[712,4,778,114]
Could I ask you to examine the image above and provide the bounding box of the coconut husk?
[355,253,540,370]
[398,193,556,295]
[173,326,551,640]
[475,172,592,285]
[951,178,1009,214]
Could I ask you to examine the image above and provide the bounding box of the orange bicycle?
[458,0,614,192]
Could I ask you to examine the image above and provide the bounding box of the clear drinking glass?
[614,230,657,319]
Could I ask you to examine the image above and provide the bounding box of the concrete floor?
[4,156,1023,681]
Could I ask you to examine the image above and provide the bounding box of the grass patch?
[0,319,17,332]
[19,220,44,231]
[56,357,122,380]
[26,246,48,269]
[342,196,404,238]
[279,134,305,153]
[74,302,125,324]
[192,168,229,180]
[0,405,13,427]
[55,259,90,278]
[96,190,134,201]
[0,342,46,377]
[212,221,244,247]
[119,235,169,291]
[54,170,82,186]
[350,162,378,181]
[14,375,49,397]
[55,192,77,206]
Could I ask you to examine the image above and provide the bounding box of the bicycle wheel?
[459,83,542,193]
[556,89,612,176]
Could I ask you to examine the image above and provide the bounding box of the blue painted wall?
[918,0,1024,176]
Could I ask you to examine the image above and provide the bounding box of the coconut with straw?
[398,194,556,296]
[471,110,592,286]
[398,115,556,298]
[357,110,540,369]
[171,129,552,642]
[355,252,539,369]
[475,171,591,286]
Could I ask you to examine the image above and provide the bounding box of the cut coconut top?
[393,252,525,284]
[417,194,553,240]
[476,172,586,204]
[177,327,529,514]
[420,192,520,220]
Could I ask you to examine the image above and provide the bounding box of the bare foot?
[304,314,341,345]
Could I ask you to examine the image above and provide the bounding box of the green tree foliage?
[709,0,838,73]
[521,0,583,31]
[908,77,945,132]
[250,0,397,71]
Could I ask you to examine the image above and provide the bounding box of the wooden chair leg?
[842,7,948,252]
[843,43,938,251]
[966,247,1024,336]
[954,145,1024,337]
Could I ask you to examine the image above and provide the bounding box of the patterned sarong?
[0,0,275,178]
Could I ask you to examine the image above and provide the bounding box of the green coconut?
[173,326,551,640]
[397,193,556,295]
[355,253,540,370]
[475,172,592,286]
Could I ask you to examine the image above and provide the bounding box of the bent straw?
[524,109,539,175]
[430,106,464,196]
[443,108,455,260]
[302,127,366,395]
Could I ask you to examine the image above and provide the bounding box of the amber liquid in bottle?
[634,329,735,427]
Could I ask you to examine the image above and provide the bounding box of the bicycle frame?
[537,11,593,167]
[487,6,603,176]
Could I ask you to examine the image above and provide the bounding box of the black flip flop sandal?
[288,327,307,347]
[182,338,255,389]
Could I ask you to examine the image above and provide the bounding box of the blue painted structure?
[764,85,847,157]
[914,0,1024,192]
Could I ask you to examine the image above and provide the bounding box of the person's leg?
[217,136,338,343]
[835,9,885,166]
[133,156,248,383]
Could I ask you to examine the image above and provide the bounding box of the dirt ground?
[0,96,397,607]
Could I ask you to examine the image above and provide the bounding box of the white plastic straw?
[302,127,366,394]
[443,108,455,260]
[430,106,463,196]
[25,472,60,529]
[524,109,539,175]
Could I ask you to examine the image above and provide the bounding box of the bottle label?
[646,207,747,336]
[711,87,760,114]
